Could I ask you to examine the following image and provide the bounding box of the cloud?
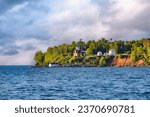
[14,38,50,51]
[1,49,19,55]
[0,40,20,56]
[106,0,150,39]
[0,0,150,65]
[0,38,51,65]
[46,0,107,43]
[0,51,34,65]
[0,0,29,14]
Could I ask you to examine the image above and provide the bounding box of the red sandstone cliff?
[111,57,145,67]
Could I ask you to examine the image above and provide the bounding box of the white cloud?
[45,0,107,43]
[110,0,148,21]
[105,0,150,39]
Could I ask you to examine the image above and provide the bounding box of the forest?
[34,38,150,67]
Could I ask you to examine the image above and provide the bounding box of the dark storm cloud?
[2,49,19,55]
[0,44,20,55]
[23,44,37,51]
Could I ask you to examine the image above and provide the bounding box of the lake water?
[0,66,150,100]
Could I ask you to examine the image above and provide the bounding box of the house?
[97,51,102,56]
[73,47,80,57]
[108,49,116,56]
[73,46,86,57]
[81,50,86,56]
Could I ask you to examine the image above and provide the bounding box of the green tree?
[34,51,45,66]
[144,47,150,65]
[99,57,107,66]
[77,39,86,49]
[86,48,93,55]
[124,42,132,53]
[113,40,125,53]
[69,56,76,64]
[131,46,144,62]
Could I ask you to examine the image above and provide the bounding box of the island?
[34,38,150,67]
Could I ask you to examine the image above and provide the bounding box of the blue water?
[0,66,150,100]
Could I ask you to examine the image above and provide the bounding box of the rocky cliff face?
[111,57,145,67]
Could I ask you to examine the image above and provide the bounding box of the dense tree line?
[34,38,150,66]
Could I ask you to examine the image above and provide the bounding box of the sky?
[0,0,150,65]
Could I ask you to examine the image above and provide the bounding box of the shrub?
[99,57,107,66]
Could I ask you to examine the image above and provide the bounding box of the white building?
[108,49,116,56]
[97,51,102,56]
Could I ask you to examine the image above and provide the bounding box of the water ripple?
[0,66,150,100]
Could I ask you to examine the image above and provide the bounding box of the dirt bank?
[111,57,145,67]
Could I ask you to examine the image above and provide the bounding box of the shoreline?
[35,57,150,68]
[34,64,150,68]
